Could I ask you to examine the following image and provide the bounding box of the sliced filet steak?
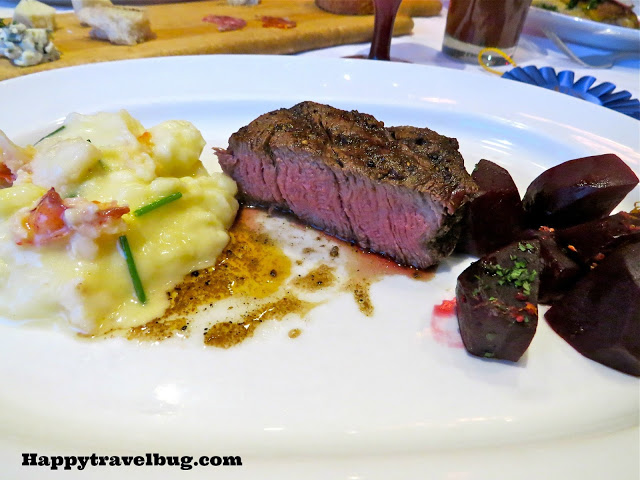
[216,101,477,269]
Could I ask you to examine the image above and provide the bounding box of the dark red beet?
[522,154,638,228]
[556,211,640,268]
[456,240,541,362]
[545,241,640,377]
[456,159,524,256]
[521,227,582,305]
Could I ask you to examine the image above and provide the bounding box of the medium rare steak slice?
[216,101,477,269]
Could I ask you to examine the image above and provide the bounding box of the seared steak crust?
[216,101,477,268]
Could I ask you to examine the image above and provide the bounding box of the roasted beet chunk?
[522,154,639,228]
[556,212,640,268]
[545,242,640,377]
[456,159,525,256]
[456,240,541,362]
[521,227,582,305]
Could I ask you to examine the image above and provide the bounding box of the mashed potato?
[0,111,238,334]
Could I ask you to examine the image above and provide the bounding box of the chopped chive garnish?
[133,192,182,217]
[35,125,65,145]
[118,235,146,304]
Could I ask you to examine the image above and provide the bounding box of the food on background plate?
[75,2,154,46]
[227,0,260,5]
[13,0,57,31]
[0,111,238,335]
[215,101,478,270]
[532,0,639,29]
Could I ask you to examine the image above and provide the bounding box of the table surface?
[0,0,638,101]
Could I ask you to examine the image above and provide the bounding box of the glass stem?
[368,0,403,61]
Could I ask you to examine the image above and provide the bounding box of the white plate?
[0,56,638,480]
[525,6,640,51]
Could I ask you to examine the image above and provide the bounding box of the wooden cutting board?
[0,0,442,81]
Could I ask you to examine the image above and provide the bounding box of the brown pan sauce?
[125,207,434,347]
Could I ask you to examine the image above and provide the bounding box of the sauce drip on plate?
[124,207,435,347]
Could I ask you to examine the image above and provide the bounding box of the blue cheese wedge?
[0,22,60,67]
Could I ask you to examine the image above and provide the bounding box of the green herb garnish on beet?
[133,192,183,217]
[456,240,541,362]
[486,258,537,294]
[119,235,146,304]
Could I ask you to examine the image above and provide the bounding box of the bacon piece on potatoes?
[19,188,70,245]
[0,163,15,188]
[17,188,130,246]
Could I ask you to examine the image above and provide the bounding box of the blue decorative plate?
[502,66,640,120]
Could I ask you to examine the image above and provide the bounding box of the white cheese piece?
[71,0,112,14]
[76,5,154,45]
[13,0,57,31]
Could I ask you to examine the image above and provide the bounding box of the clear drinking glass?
[442,0,533,65]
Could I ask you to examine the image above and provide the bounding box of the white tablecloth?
[1,1,639,104]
